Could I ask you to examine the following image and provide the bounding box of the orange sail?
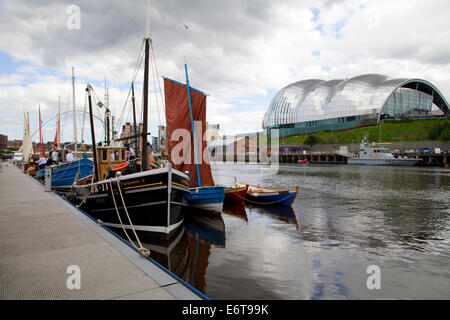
[164,77,214,188]
[52,131,58,150]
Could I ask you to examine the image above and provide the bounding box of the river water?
[148,163,450,299]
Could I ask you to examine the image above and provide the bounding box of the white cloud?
[0,0,449,140]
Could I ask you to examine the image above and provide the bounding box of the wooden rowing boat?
[234,177,299,207]
[224,184,248,203]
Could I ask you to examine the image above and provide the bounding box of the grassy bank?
[277,117,450,145]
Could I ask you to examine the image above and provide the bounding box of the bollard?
[44,167,52,192]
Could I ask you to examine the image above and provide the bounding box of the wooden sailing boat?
[69,8,190,239]
[22,112,35,174]
[164,65,225,214]
[22,113,33,163]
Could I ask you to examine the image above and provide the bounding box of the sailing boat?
[22,113,33,163]
[69,13,190,239]
[35,72,93,190]
[164,65,225,214]
[21,112,35,174]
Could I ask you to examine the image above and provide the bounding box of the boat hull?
[70,167,189,240]
[225,186,248,203]
[246,189,298,207]
[347,158,419,166]
[185,186,225,214]
[36,155,93,187]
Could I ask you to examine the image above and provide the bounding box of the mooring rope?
[76,183,93,208]
[109,179,150,257]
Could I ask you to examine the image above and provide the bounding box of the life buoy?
[111,161,129,171]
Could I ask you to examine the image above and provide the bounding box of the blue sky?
[0,51,26,75]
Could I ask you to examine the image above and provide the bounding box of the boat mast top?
[57,96,61,147]
[87,84,99,182]
[104,77,111,146]
[72,67,78,157]
[141,0,151,171]
[184,59,202,187]
[146,0,151,38]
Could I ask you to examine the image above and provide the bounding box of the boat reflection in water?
[141,227,190,277]
[109,203,297,296]
[223,201,248,222]
[111,208,226,295]
[245,203,299,229]
[184,209,226,247]
[183,209,225,293]
[112,225,190,277]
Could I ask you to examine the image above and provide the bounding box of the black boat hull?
[70,166,189,240]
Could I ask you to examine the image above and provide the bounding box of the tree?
[304,134,318,146]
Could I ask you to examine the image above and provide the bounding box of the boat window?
[102,150,107,161]
[111,150,119,161]
[122,150,126,161]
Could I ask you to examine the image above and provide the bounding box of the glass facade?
[381,87,433,117]
[262,74,449,136]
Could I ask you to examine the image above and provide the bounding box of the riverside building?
[262,74,450,137]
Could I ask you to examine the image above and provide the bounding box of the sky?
[0,0,449,143]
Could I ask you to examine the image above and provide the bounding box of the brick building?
[0,134,7,149]
[8,139,23,148]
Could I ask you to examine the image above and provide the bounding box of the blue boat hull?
[36,156,93,187]
[185,186,225,213]
[246,190,298,207]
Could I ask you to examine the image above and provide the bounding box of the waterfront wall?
[281,140,450,153]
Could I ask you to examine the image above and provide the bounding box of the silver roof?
[263,73,449,128]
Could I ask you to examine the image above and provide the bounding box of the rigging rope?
[149,40,162,125]
[81,90,88,143]
[150,39,166,118]
[117,39,145,133]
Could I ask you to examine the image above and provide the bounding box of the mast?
[29,112,35,154]
[141,0,151,171]
[104,77,111,145]
[131,82,139,160]
[184,62,202,187]
[38,105,46,157]
[111,116,115,140]
[87,85,99,182]
[72,67,78,157]
[58,96,61,147]
[106,87,111,146]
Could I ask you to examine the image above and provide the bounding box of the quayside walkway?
[0,162,201,300]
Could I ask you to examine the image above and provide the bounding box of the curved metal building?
[262,74,450,137]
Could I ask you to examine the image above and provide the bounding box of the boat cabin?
[358,142,394,159]
[96,146,127,181]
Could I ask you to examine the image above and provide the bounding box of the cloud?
[0,0,449,141]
